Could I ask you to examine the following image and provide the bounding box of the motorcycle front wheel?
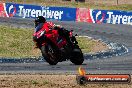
[41,45,59,65]
[70,45,84,65]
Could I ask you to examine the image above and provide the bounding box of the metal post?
[117,0,118,5]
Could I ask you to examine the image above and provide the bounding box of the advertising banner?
[1,3,131,25]
[5,3,76,21]
[76,8,132,25]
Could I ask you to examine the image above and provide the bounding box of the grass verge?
[0,25,107,58]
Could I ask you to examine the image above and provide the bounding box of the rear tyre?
[70,45,84,65]
[41,45,58,65]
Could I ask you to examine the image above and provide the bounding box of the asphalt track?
[0,17,132,74]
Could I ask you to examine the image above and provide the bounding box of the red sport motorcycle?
[33,27,84,65]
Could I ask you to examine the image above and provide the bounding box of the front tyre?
[70,45,84,65]
[41,45,58,65]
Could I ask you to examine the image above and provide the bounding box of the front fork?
[33,38,47,49]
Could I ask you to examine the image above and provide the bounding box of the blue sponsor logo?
[5,3,76,21]
[93,10,106,23]
[91,10,132,25]
[8,4,17,17]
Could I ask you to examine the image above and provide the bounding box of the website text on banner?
[2,3,76,21]
[76,8,132,25]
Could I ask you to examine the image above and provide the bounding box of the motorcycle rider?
[33,16,73,48]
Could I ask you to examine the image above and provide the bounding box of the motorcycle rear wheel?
[41,45,59,65]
